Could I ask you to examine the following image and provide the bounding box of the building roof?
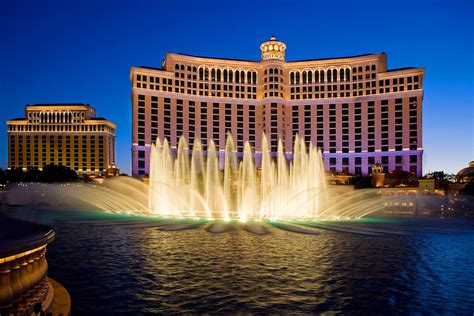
[26,103,91,107]
[288,53,383,63]
[386,67,417,72]
[172,53,259,63]
[457,162,474,178]
[138,66,163,71]
[168,52,385,64]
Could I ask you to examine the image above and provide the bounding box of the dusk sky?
[1,0,472,175]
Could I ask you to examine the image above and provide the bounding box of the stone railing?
[0,217,56,315]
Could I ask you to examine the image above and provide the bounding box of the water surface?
[38,215,474,315]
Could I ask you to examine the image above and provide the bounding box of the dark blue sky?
[1,0,473,174]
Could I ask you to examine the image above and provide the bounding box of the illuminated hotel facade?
[7,104,116,176]
[130,37,424,177]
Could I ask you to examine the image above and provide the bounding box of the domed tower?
[259,36,287,156]
[260,36,286,99]
[260,36,286,62]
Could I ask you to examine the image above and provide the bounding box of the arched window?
[216,69,221,81]
[320,70,325,83]
[252,72,257,84]
[223,69,228,82]
[308,71,312,84]
[211,69,216,81]
[235,70,240,83]
[193,66,197,72]
[345,68,350,81]
[199,68,204,80]
[366,65,370,71]
[327,69,332,83]
[229,70,233,82]
[247,72,252,84]
[358,66,362,72]
[371,64,376,71]
[333,69,337,82]
[295,72,300,84]
[187,66,191,71]
[204,68,209,80]
[302,71,307,84]
[290,72,295,84]
[269,68,273,74]
[180,65,184,70]
[175,64,179,70]
[315,70,319,83]
[240,71,245,83]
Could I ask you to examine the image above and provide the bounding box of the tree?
[0,165,77,184]
[385,170,418,187]
[349,176,373,189]
[42,164,77,182]
[460,180,474,196]
[0,169,6,184]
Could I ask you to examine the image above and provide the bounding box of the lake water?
[7,209,474,315]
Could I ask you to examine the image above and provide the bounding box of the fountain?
[148,134,327,221]
[3,134,406,232]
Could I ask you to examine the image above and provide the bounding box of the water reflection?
[44,219,474,315]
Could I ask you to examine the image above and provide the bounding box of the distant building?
[6,104,116,176]
[130,36,424,177]
[456,161,474,183]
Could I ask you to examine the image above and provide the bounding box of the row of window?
[290,81,420,99]
[27,111,86,124]
[171,64,259,84]
[8,124,112,132]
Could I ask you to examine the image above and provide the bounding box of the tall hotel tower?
[7,104,116,176]
[130,37,424,177]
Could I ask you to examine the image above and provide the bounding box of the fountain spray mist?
[148,134,327,221]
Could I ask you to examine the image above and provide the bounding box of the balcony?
[0,215,70,315]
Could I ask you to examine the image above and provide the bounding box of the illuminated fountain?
[148,134,327,221]
[3,134,397,229]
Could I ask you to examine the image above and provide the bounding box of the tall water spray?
[148,134,327,221]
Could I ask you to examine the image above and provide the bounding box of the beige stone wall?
[130,41,424,177]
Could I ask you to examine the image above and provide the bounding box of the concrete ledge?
[49,278,71,316]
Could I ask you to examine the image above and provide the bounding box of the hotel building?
[130,37,424,177]
[7,104,116,176]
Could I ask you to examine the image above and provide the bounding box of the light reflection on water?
[41,217,474,315]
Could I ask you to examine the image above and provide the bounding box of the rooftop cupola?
[260,36,286,61]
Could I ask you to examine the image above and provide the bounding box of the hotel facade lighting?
[7,104,116,176]
[130,37,424,177]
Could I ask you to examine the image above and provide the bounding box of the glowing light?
[148,134,327,220]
